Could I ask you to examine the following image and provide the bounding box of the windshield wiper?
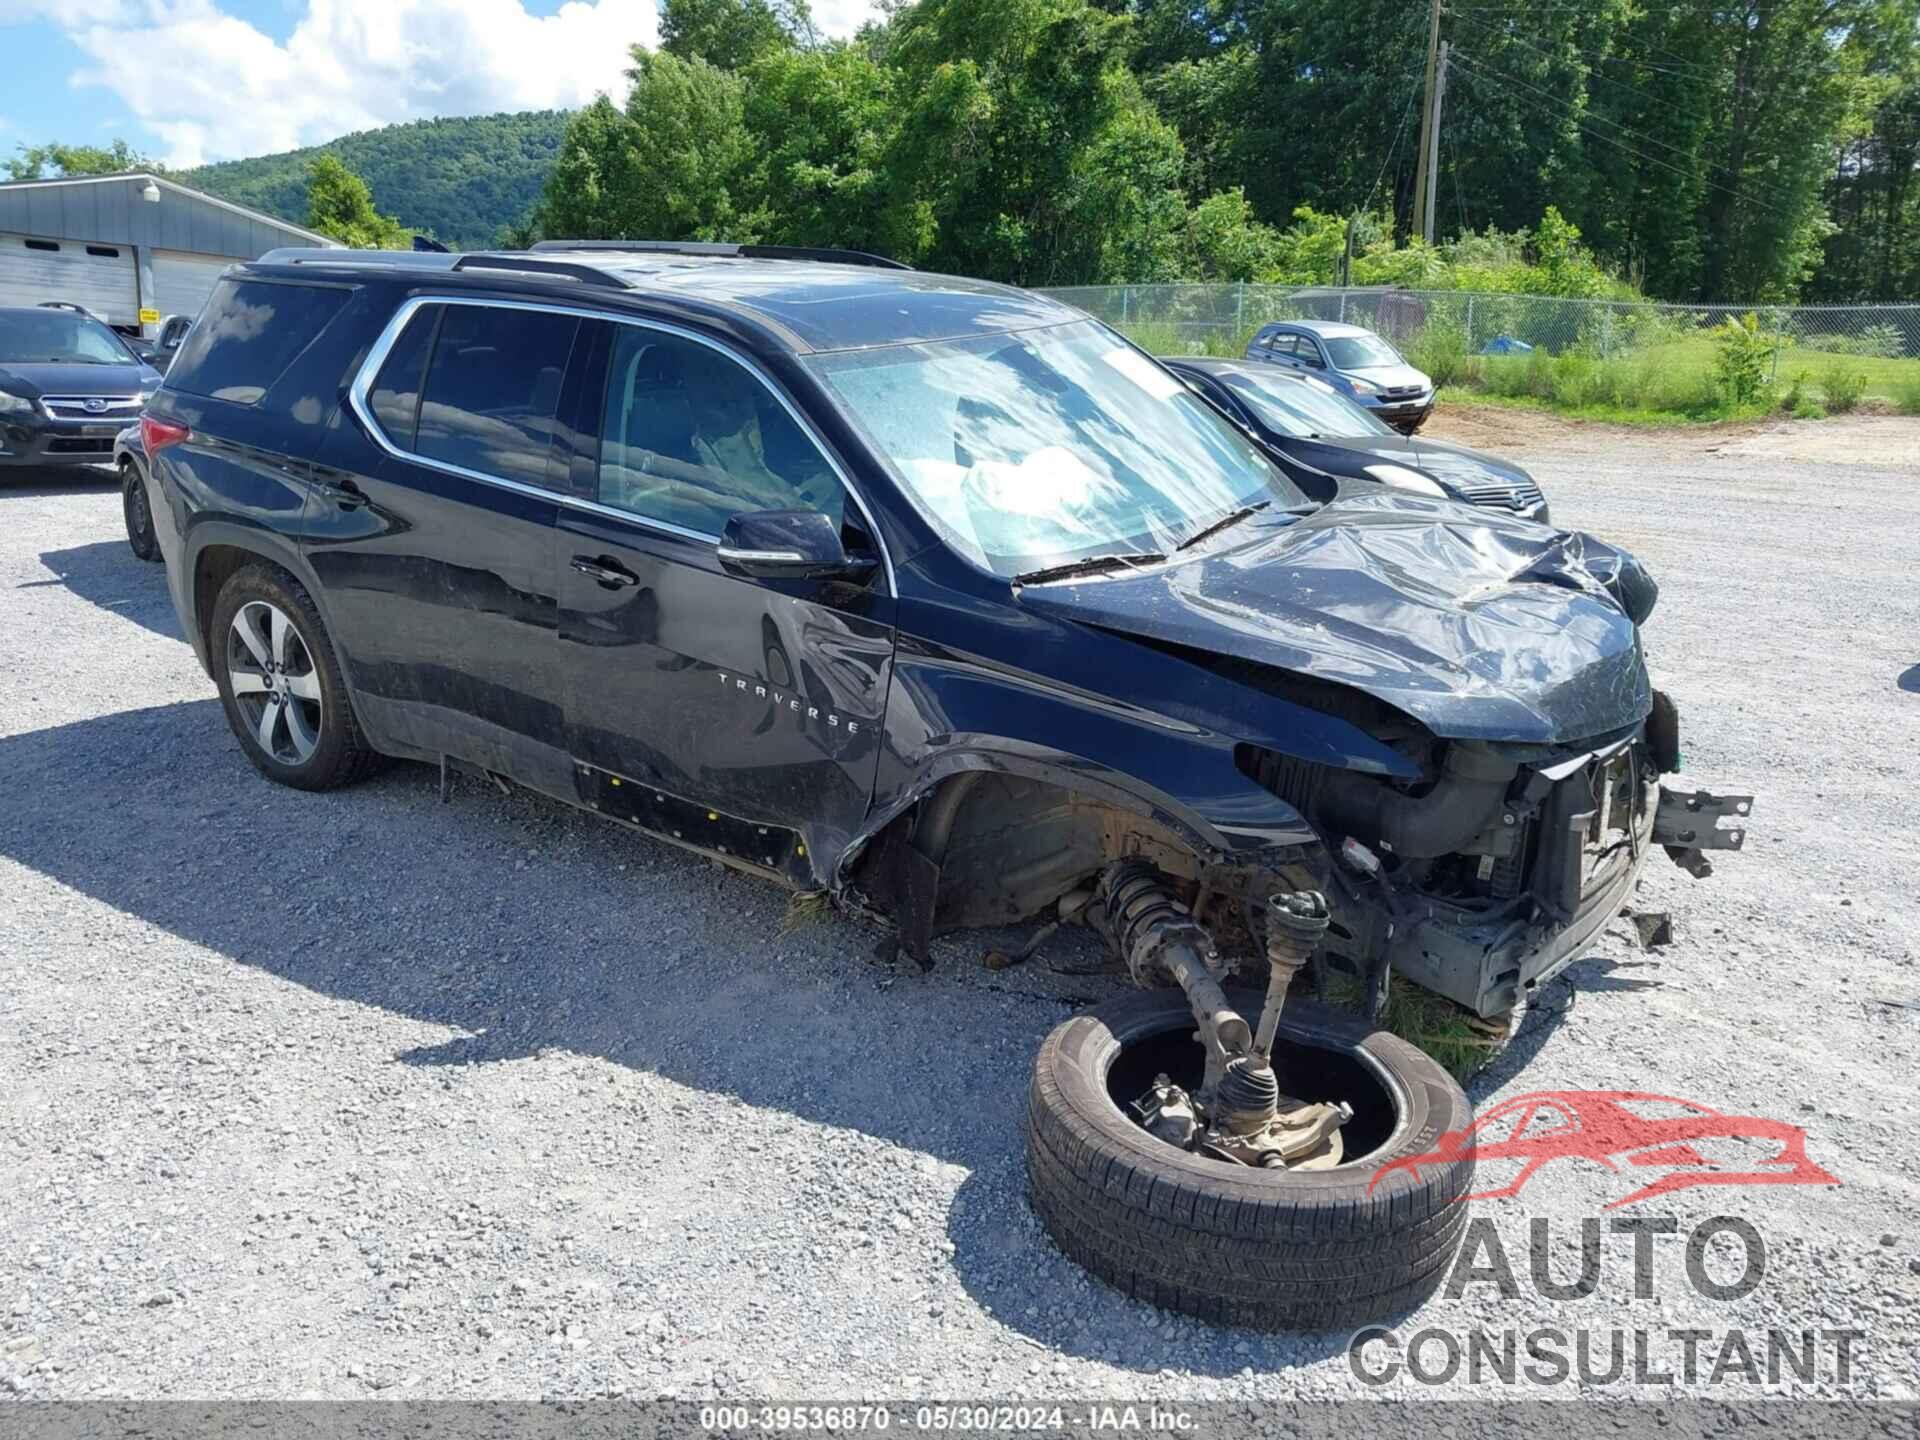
[1175,500,1272,552]
[1012,552,1166,586]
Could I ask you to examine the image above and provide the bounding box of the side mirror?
[717,509,866,581]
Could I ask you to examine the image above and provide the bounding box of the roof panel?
[559,256,1079,352]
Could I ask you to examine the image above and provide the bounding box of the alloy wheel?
[226,600,323,765]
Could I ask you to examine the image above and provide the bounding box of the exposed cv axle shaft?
[1092,861,1348,1168]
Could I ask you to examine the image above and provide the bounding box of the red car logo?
[1370,1090,1840,1209]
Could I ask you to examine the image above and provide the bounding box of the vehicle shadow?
[29,541,180,642]
[1899,663,1920,694]
[0,465,119,497]
[0,699,1579,1366]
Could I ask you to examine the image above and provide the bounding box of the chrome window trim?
[347,294,896,595]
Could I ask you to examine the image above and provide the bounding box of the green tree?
[883,0,1190,284]
[305,154,413,248]
[744,44,905,253]
[537,52,757,243]
[661,0,816,70]
[1180,188,1284,282]
[4,138,157,181]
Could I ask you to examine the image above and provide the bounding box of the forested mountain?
[182,112,569,249]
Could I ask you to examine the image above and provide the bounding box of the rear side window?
[414,304,578,487]
[367,305,439,450]
[165,279,350,405]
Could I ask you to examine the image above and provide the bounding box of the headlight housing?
[0,389,34,416]
[1347,377,1379,396]
[1364,463,1446,498]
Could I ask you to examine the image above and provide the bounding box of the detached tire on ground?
[1027,989,1474,1331]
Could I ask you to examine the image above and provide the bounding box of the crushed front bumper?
[1321,740,1754,1018]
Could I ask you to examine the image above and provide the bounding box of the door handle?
[572,555,639,589]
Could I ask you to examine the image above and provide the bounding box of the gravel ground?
[1,414,1917,1404]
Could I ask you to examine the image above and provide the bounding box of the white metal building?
[0,172,341,338]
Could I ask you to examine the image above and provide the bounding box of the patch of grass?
[779,889,833,935]
[1116,321,1250,358]
[1124,313,1920,424]
[1322,972,1509,1081]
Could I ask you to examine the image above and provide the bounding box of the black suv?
[0,306,163,470]
[142,242,1752,1332]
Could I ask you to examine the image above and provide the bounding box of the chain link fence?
[1037,283,1920,382]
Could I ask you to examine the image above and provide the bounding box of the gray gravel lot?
[1,416,1917,1403]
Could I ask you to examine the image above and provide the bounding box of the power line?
[1446,3,1730,78]
[1449,10,1722,108]
[1447,47,1797,225]
[1450,44,1707,169]
[1364,74,1424,216]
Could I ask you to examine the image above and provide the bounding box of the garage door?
[152,250,236,324]
[0,232,140,325]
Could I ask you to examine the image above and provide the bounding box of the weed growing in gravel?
[1322,973,1506,1080]
[780,889,833,934]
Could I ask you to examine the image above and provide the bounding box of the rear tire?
[1026,989,1473,1331]
[210,564,385,791]
[122,461,159,562]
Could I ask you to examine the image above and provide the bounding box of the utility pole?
[1422,41,1449,246]
[1409,0,1444,241]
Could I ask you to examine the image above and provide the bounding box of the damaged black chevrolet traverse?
[143,242,1754,1331]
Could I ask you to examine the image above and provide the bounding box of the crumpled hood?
[1017,494,1657,745]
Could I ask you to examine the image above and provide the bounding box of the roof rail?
[255,247,457,269]
[451,253,629,288]
[530,239,911,271]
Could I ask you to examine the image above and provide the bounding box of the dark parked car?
[139,243,1751,1332]
[114,422,159,560]
[0,307,163,471]
[1165,356,1549,523]
[1244,319,1434,432]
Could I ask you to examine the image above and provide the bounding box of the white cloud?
[7,0,888,168]
[53,0,662,166]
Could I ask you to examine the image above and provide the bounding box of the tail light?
[140,413,190,456]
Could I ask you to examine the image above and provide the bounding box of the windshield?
[1221,369,1392,438]
[0,310,135,365]
[1323,333,1402,370]
[807,322,1313,577]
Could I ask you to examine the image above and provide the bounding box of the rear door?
[554,319,894,877]
[304,296,583,791]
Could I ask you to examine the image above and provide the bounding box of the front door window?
[599,327,844,535]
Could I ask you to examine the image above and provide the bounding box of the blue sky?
[0,0,879,169]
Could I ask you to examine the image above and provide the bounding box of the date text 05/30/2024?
[701,1404,1198,1432]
